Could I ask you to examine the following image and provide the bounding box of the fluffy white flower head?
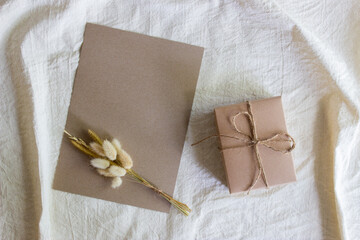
[111,138,122,153]
[117,148,133,169]
[111,138,133,169]
[90,158,110,169]
[108,165,126,177]
[102,140,117,161]
[111,177,122,188]
[97,169,116,177]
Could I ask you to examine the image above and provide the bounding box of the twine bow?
[192,101,295,194]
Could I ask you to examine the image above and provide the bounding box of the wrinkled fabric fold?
[1,0,359,239]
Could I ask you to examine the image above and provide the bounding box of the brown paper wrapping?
[214,96,296,193]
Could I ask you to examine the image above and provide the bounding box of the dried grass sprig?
[126,168,191,216]
[70,140,98,158]
[88,129,103,145]
[64,129,191,216]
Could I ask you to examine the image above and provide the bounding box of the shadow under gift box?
[214,96,296,194]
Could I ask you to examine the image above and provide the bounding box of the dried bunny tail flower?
[108,165,126,177]
[111,138,133,169]
[111,138,122,153]
[97,169,116,177]
[102,140,117,161]
[90,158,110,169]
[89,142,105,157]
[111,177,122,188]
[117,148,133,169]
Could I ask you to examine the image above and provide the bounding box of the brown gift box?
[214,96,296,193]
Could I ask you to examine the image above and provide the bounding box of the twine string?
[192,101,295,194]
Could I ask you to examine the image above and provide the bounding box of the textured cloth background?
[1,1,359,239]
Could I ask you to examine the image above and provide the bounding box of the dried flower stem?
[64,130,191,216]
[125,168,191,216]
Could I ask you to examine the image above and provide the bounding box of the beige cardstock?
[53,23,204,213]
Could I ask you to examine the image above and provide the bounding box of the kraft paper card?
[214,96,296,193]
[53,23,204,213]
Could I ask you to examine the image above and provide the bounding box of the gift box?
[214,96,296,193]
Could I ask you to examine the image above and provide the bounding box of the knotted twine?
[192,101,295,194]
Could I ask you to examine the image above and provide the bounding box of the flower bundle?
[64,129,191,216]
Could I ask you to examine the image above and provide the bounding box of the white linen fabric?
[1,0,359,239]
